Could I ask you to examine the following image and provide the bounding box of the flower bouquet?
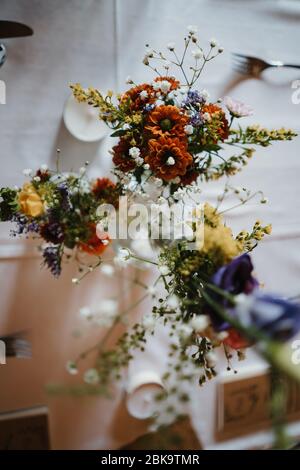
[1,27,299,447]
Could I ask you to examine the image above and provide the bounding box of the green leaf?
[110,129,127,138]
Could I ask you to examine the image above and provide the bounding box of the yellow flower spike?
[254,231,264,241]
[264,224,272,235]
[107,90,113,98]
[18,183,44,217]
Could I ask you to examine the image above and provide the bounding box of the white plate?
[63,94,108,142]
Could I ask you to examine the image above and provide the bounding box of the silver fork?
[232,53,300,77]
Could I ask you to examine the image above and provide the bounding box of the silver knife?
[0,20,33,39]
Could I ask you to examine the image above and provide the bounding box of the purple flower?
[144,103,155,112]
[10,214,40,237]
[40,221,65,244]
[57,183,72,211]
[212,254,258,296]
[43,245,62,277]
[190,112,204,127]
[182,90,206,108]
[234,293,300,341]
[209,254,259,330]
[27,220,40,233]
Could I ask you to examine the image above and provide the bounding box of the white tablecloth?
[0,0,300,449]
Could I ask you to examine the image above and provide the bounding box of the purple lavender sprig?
[57,183,72,211]
[42,245,62,277]
[10,214,40,237]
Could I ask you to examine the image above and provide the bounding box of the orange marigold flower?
[153,76,180,91]
[146,105,189,139]
[122,84,155,111]
[92,178,119,208]
[112,139,136,172]
[79,224,110,256]
[146,137,193,181]
[202,103,229,141]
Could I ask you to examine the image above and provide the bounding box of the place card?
[0,405,50,450]
[216,370,300,442]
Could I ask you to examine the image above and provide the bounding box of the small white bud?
[206,351,217,368]
[160,80,171,94]
[139,90,148,100]
[66,360,78,375]
[261,197,268,204]
[192,49,203,60]
[129,147,141,159]
[187,25,198,35]
[166,156,175,166]
[159,265,170,276]
[167,294,179,309]
[184,124,194,135]
[84,368,99,385]
[167,42,175,51]
[190,315,209,332]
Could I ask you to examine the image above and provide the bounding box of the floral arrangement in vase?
[1,26,299,447]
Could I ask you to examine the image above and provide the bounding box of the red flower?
[92,178,119,208]
[122,84,154,111]
[223,328,250,350]
[146,137,193,181]
[79,224,110,256]
[180,166,199,186]
[153,76,180,91]
[112,139,136,172]
[146,105,188,139]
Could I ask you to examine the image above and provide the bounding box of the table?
[0,0,300,449]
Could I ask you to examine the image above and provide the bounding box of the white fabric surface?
[0,0,300,449]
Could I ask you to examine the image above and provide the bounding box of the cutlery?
[232,53,300,77]
[0,20,33,39]
[0,44,6,67]
[0,21,33,68]
[0,333,32,359]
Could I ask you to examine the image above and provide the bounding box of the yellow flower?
[18,183,44,217]
[203,223,242,264]
[264,224,272,235]
[196,203,243,265]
